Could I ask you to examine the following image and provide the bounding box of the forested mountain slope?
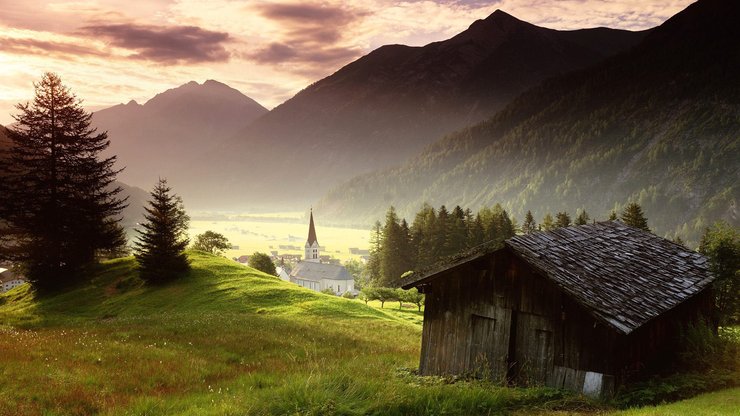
[318,0,739,245]
[184,11,646,208]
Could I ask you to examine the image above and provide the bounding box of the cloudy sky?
[0,0,694,125]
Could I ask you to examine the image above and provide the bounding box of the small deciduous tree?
[134,179,190,284]
[248,252,277,276]
[192,231,231,255]
[699,222,739,325]
[404,287,425,311]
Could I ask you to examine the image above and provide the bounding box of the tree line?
[363,202,653,288]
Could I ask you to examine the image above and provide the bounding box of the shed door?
[513,313,554,385]
[468,308,511,380]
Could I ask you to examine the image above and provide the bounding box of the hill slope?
[318,0,740,245]
[93,80,268,190]
[184,11,646,209]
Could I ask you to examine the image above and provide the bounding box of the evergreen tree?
[522,211,537,234]
[364,221,383,285]
[608,210,618,221]
[555,211,572,228]
[620,202,650,232]
[447,205,468,255]
[466,211,485,247]
[134,179,190,284]
[410,203,436,268]
[379,207,409,286]
[0,72,126,291]
[541,213,555,231]
[431,205,451,258]
[575,209,590,225]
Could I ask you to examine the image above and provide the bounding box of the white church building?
[290,210,355,295]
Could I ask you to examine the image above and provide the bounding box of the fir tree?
[0,72,126,291]
[134,179,190,284]
[541,213,555,231]
[555,212,572,228]
[379,207,410,286]
[466,211,485,247]
[575,209,590,225]
[364,221,383,285]
[608,210,618,221]
[522,211,537,234]
[620,202,650,232]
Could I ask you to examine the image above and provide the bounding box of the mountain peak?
[125,99,139,106]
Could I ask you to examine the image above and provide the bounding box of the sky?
[0,0,695,125]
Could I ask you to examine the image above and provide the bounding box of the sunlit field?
[188,212,370,262]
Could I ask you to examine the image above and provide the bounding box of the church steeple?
[305,209,320,262]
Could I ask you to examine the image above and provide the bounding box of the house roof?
[290,261,352,282]
[0,268,25,284]
[401,221,714,335]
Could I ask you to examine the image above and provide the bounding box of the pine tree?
[555,212,572,228]
[620,202,650,232]
[608,210,618,221]
[447,206,468,255]
[364,221,383,285]
[575,209,590,225]
[466,210,485,247]
[410,204,436,269]
[522,211,537,234]
[541,213,555,231]
[379,207,407,286]
[134,179,190,284]
[0,72,126,291]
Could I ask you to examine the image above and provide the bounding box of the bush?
[321,288,336,296]
[342,291,354,299]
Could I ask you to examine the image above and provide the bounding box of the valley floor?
[0,253,735,415]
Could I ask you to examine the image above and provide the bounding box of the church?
[289,210,355,295]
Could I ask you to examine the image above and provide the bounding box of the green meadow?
[0,252,736,415]
[188,213,369,262]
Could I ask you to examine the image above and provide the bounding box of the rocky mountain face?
[182,11,646,208]
[93,80,268,190]
[317,0,739,245]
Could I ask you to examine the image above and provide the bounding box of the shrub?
[342,291,354,299]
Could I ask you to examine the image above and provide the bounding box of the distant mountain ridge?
[181,11,647,208]
[93,80,268,190]
[317,0,739,245]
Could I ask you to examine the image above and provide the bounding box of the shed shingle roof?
[403,221,714,335]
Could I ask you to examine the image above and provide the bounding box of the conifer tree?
[0,72,126,291]
[541,213,555,231]
[466,211,485,247]
[379,207,411,286]
[620,202,650,232]
[555,212,572,228]
[134,179,190,284]
[522,211,537,234]
[608,210,618,221]
[575,209,590,225]
[364,221,383,285]
[410,204,436,269]
[447,206,467,255]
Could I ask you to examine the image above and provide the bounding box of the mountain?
[184,12,646,208]
[317,0,740,245]
[93,80,268,190]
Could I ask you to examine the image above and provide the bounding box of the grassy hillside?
[0,252,584,415]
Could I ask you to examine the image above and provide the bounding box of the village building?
[400,221,715,398]
[0,268,27,292]
[290,210,355,295]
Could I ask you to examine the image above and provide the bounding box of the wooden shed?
[400,221,715,397]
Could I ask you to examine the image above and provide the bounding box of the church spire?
[305,209,320,262]
[307,208,318,246]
